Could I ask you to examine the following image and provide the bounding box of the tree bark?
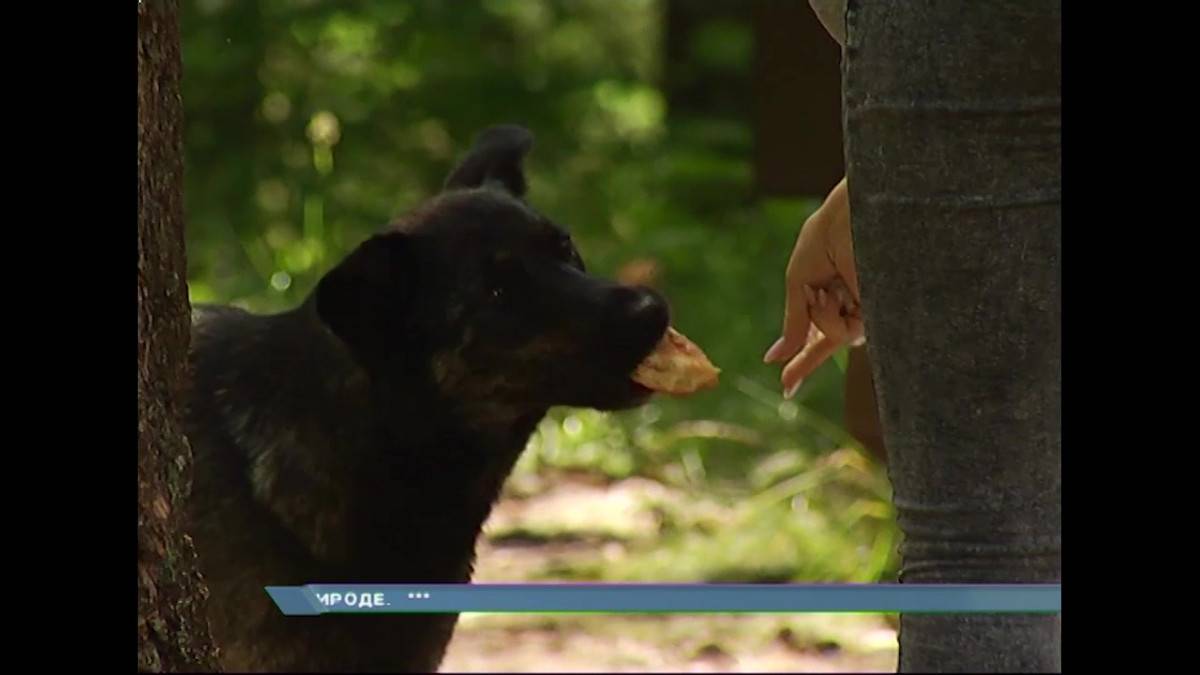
[138,1,219,670]
[842,1,1061,671]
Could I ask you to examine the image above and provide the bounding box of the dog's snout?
[610,286,670,335]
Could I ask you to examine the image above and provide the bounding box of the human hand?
[763,177,864,398]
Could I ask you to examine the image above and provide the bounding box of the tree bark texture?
[138,1,219,670]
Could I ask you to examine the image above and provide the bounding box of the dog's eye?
[556,236,585,271]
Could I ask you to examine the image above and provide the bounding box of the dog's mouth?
[590,377,654,412]
[627,379,655,398]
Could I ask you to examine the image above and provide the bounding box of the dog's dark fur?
[184,125,669,673]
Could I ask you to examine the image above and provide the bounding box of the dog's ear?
[443,124,534,199]
[314,231,415,361]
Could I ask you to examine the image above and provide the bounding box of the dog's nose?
[609,286,670,334]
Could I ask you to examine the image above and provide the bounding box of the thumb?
[765,284,815,365]
[765,179,845,366]
[781,323,840,398]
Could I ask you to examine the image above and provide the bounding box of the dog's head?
[313,125,669,415]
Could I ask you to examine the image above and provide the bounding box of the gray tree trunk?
[842,1,1061,671]
[137,1,219,670]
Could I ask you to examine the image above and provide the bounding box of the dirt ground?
[439,476,900,673]
[442,615,898,673]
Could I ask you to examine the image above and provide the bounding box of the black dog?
[184,125,669,672]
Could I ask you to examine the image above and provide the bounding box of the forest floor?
[440,474,899,673]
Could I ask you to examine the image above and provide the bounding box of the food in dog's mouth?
[631,327,720,396]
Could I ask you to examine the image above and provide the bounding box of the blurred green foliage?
[181,0,899,584]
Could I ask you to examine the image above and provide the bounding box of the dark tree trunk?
[752,0,844,198]
[660,0,755,213]
[137,1,219,670]
[843,1,1061,671]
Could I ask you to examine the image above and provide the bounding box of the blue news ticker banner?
[265,584,1061,616]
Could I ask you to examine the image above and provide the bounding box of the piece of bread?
[631,327,720,395]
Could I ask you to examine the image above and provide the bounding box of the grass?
[498,404,900,586]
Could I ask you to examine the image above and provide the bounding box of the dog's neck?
[227,303,545,581]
